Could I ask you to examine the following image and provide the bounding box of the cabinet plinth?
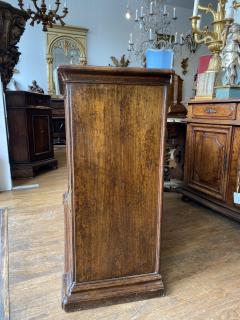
[58,66,172,311]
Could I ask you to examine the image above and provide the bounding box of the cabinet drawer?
[190,103,237,120]
[26,94,51,107]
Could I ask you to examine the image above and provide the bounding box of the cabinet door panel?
[186,124,231,200]
[27,109,54,161]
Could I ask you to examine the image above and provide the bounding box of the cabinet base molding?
[182,188,240,222]
[12,158,58,179]
[62,273,164,312]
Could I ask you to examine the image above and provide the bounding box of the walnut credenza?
[58,66,172,311]
[5,91,58,179]
[182,99,240,221]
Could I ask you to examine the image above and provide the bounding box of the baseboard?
[0,208,10,320]
[62,273,164,312]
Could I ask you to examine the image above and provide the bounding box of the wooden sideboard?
[5,91,58,179]
[58,66,172,311]
[182,99,240,221]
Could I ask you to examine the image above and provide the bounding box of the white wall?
[5,0,209,101]
[0,80,12,192]
[227,0,240,21]
[7,0,134,93]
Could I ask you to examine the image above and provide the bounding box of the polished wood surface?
[183,99,240,221]
[0,208,9,320]
[6,91,58,179]
[1,147,240,319]
[59,66,172,311]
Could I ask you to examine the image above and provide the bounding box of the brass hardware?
[205,108,217,114]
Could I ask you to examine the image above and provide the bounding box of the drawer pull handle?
[205,108,217,114]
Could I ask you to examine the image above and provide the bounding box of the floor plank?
[0,146,240,319]
[0,208,9,320]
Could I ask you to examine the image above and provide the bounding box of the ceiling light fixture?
[18,0,68,32]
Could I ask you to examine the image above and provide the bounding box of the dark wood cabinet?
[183,99,240,221]
[58,66,172,311]
[51,98,66,145]
[6,91,58,179]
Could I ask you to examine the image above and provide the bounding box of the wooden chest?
[183,99,240,221]
[58,66,172,311]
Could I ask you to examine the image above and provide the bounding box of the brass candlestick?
[191,0,233,72]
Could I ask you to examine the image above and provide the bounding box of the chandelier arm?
[194,32,215,44]
[32,0,41,13]
[194,33,207,44]
[18,0,24,10]
[54,0,61,13]
[55,9,68,21]
[198,4,217,20]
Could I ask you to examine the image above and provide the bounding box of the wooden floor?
[1,146,240,319]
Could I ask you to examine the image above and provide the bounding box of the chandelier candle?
[150,2,153,15]
[135,9,138,21]
[173,7,176,19]
[163,5,167,15]
[193,0,199,16]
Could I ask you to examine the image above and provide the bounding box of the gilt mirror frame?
[46,24,88,97]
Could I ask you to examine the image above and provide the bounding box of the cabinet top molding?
[189,98,240,104]
[58,65,173,85]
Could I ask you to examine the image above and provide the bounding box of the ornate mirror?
[46,24,88,97]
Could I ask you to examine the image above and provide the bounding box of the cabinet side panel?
[71,84,164,283]
[227,127,240,208]
[7,110,29,162]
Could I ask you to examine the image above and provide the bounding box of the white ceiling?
[166,0,218,9]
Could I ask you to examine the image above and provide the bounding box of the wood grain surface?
[59,67,172,310]
[1,147,240,319]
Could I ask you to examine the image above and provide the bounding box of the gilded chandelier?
[191,0,234,72]
[18,0,68,32]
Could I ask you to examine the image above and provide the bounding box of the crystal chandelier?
[18,0,68,32]
[126,0,198,65]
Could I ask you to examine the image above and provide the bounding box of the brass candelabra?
[18,0,68,32]
[191,0,233,72]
